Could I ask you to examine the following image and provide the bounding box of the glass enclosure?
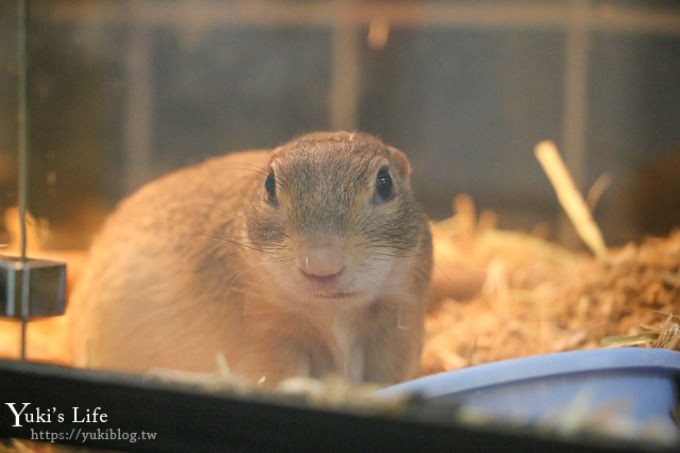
[0,0,679,449]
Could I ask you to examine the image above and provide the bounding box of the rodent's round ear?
[388,146,412,180]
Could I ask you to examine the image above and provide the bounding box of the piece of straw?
[535,140,608,260]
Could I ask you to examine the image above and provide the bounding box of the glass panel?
[8,0,674,252]
[359,27,565,227]
[0,0,678,448]
[0,1,19,248]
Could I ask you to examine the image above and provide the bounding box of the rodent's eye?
[264,171,277,205]
[373,166,395,204]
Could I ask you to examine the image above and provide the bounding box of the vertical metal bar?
[329,0,360,131]
[560,0,590,245]
[17,0,29,262]
[124,17,153,194]
[17,0,30,360]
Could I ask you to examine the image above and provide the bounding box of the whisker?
[200,234,278,256]
[356,238,428,259]
[214,161,269,177]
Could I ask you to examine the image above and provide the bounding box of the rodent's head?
[245,131,432,306]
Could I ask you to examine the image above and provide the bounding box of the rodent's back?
[69,150,270,371]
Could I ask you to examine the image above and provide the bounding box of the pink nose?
[299,246,345,279]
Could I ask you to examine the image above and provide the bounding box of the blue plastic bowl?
[381,348,680,437]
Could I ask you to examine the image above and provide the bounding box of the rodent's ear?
[388,146,412,180]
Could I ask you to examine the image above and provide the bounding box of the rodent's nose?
[299,246,346,280]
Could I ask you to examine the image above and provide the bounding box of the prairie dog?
[69,131,432,385]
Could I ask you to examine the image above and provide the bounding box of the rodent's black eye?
[264,171,277,205]
[374,166,395,204]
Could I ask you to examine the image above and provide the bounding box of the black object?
[0,359,677,452]
[0,256,66,318]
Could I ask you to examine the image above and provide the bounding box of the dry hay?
[420,141,679,376]
[422,194,680,376]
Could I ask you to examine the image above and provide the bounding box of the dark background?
[0,0,678,249]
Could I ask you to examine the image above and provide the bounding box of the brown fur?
[69,131,432,385]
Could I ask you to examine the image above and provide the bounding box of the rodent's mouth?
[313,290,359,300]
